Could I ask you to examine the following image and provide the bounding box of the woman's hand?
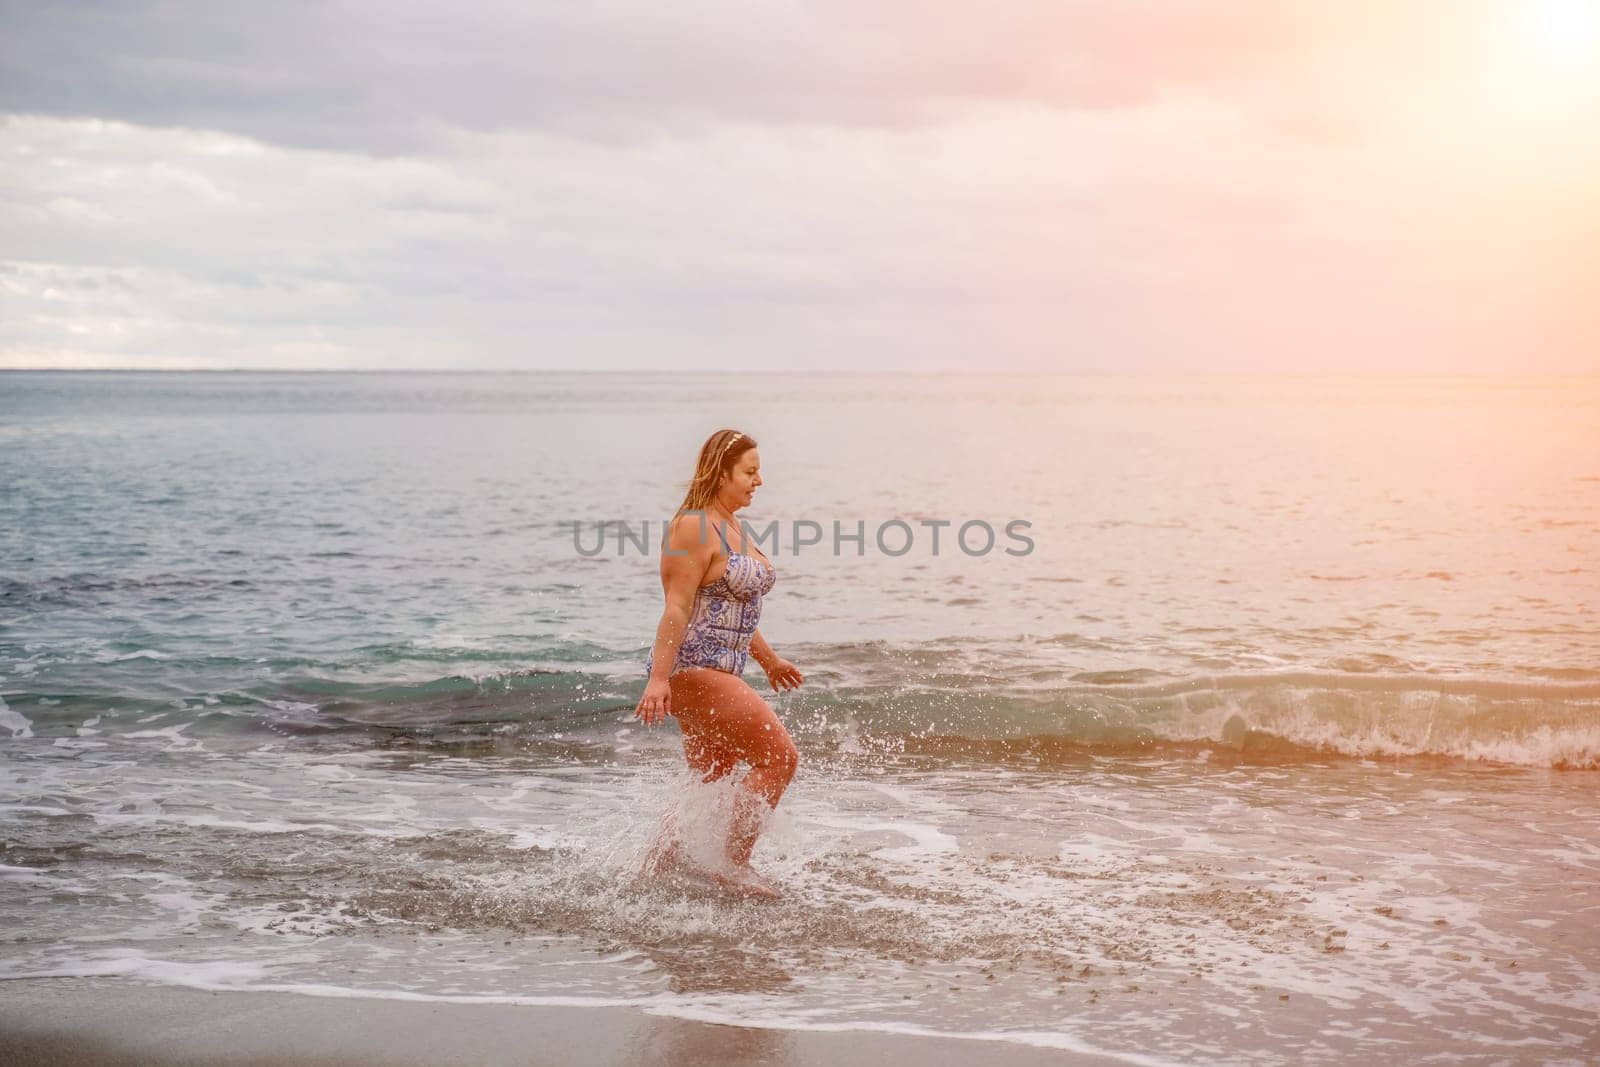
[636,677,672,727]
[765,658,803,692]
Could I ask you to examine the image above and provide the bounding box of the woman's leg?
[641,694,740,878]
[681,721,738,784]
[669,668,799,867]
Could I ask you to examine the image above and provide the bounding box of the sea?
[2,371,1597,1065]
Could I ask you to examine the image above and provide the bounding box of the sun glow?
[1449,0,1600,138]
[1530,0,1598,67]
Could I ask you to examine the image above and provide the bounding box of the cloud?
[0,0,1459,152]
[0,104,1281,369]
[1,2,1594,372]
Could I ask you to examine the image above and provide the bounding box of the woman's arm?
[750,628,779,673]
[751,628,803,692]
[636,516,708,724]
[748,630,780,671]
[646,601,692,680]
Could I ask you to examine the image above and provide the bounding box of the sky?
[1,0,1597,373]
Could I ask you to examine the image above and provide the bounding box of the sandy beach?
[0,976,1133,1067]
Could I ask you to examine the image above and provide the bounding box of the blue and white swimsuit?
[647,521,777,677]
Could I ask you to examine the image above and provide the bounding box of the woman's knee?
[684,732,734,778]
[762,729,799,782]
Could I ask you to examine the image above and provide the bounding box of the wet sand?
[0,977,1136,1067]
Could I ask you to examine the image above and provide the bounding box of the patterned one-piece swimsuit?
[645,520,777,677]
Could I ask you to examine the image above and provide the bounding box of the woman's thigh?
[669,668,795,767]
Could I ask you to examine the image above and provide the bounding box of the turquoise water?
[3,372,1598,1063]
[4,371,1597,762]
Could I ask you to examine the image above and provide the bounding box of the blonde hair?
[677,428,757,513]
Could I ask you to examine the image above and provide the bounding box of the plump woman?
[636,429,803,897]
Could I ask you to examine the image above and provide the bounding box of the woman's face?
[719,448,762,509]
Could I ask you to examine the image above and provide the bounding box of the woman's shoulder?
[664,512,718,556]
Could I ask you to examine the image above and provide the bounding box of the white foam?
[222,896,401,939]
[97,649,172,662]
[123,721,199,749]
[1057,831,1141,867]
[261,699,320,717]
[867,782,963,816]
[0,694,34,738]
[301,763,358,781]
[804,813,958,861]
[145,890,210,930]
[86,811,391,836]
[490,825,587,851]
[0,953,271,986]
[52,737,108,750]
[1152,681,1600,769]
[5,805,72,817]
[1067,789,1135,812]
[0,864,92,891]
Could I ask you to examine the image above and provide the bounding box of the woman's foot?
[641,837,683,879]
[714,863,780,900]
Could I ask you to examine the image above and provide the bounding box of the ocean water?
[2,371,1597,1064]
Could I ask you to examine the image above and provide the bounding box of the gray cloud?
[2,2,1591,373]
[0,0,1438,152]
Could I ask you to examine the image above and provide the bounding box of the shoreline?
[0,976,1139,1067]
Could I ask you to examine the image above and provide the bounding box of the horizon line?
[3,367,1596,380]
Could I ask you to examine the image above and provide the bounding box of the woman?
[636,429,803,898]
